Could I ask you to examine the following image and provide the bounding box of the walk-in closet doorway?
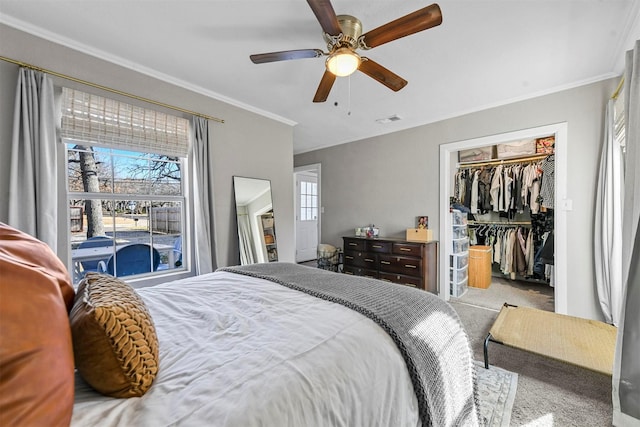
[439,123,569,314]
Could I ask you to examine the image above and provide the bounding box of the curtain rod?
[611,76,624,100]
[0,55,224,123]
[458,153,549,168]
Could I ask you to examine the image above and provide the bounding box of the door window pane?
[299,179,318,221]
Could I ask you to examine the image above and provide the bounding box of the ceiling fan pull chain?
[348,75,352,116]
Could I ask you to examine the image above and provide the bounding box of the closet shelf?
[469,220,531,226]
[458,153,548,169]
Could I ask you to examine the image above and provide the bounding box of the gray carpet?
[453,276,555,312]
[452,300,613,426]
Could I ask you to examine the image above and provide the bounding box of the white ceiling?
[1,1,639,154]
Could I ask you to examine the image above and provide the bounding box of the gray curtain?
[7,68,58,252]
[614,39,640,426]
[594,99,623,325]
[238,214,256,265]
[191,116,217,274]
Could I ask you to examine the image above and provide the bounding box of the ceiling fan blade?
[250,49,324,64]
[313,70,336,103]
[358,58,408,92]
[360,3,442,49]
[307,0,342,36]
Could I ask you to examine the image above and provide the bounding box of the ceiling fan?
[250,0,442,103]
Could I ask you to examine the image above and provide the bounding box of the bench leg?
[483,333,492,369]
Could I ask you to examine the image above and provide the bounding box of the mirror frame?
[233,176,278,265]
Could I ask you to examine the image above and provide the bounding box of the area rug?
[487,303,616,375]
[475,360,518,427]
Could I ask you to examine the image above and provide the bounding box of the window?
[299,180,318,221]
[61,88,189,285]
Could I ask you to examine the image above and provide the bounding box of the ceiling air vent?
[375,114,402,124]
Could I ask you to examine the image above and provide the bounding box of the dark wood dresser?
[342,236,438,293]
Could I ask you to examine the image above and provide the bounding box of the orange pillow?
[0,222,75,427]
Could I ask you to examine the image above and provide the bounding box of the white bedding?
[72,270,421,426]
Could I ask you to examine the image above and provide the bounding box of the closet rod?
[458,153,549,169]
[468,220,531,226]
[0,55,224,124]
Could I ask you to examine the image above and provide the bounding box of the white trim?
[1,15,297,128]
[294,163,322,262]
[439,123,568,314]
[292,76,614,155]
[0,16,616,157]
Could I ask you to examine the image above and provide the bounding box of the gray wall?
[0,24,295,268]
[295,79,618,321]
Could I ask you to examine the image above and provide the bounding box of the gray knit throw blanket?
[220,262,480,427]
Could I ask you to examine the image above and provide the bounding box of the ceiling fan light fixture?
[326,48,361,77]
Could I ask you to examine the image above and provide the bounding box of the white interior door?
[295,170,319,262]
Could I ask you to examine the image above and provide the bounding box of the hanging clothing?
[540,154,555,209]
[540,230,554,265]
[493,228,502,264]
[478,168,493,213]
[464,170,474,209]
[470,224,542,281]
[501,167,513,212]
[457,154,554,284]
[470,170,480,214]
[514,227,528,275]
[513,165,524,213]
[530,179,541,214]
[490,165,503,212]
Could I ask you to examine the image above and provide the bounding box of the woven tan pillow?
[70,272,159,398]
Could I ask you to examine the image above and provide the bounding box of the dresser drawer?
[378,254,422,276]
[378,272,422,288]
[343,250,377,269]
[367,240,392,253]
[343,265,378,279]
[342,236,437,294]
[344,238,366,251]
[393,242,423,257]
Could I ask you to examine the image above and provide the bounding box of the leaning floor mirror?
[233,176,278,265]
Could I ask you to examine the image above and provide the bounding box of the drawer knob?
[400,248,411,252]
[372,245,382,248]
[380,260,391,265]
[365,258,374,262]
[349,242,357,246]
[405,264,417,269]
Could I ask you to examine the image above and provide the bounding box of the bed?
[0,223,480,427]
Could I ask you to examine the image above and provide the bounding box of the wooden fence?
[151,207,181,234]
[70,206,84,232]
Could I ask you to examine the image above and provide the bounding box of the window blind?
[60,87,190,157]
